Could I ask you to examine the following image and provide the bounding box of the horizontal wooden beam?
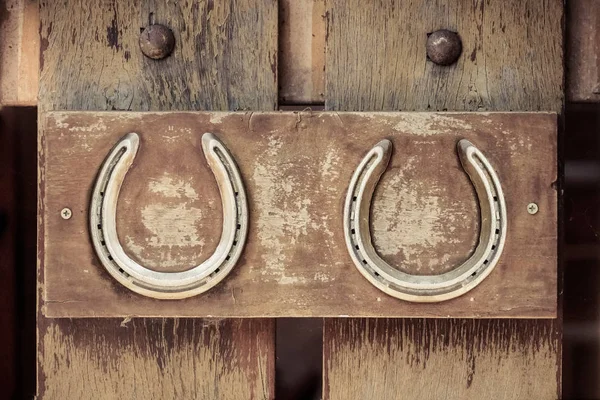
[41,111,557,318]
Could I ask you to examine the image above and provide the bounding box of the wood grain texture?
[38,318,274,399]
[40,111,557,318]
[39,0,278,112]
[0,0,39,105]
[324,318,560,400]
[323,1,562,398]
[325,0,563,112]
[38,1,277,399]
[279,0,325,104]
[567,0,600,102]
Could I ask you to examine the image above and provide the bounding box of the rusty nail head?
[61,208,73,220]
[139,24,175,60]
[426,29,462,66]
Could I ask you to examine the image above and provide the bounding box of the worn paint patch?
[147,174,200,200]
[252,136,339,284]
[371,156,475,274]
[393,114,473,136]
[122,174,210,270]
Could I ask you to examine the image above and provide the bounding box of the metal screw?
[61,208,73,220]
[527,203,539,215]
[426,29,462,66]
[139,24,175,60]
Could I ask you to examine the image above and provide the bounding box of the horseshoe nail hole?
[108,255,113,261]
[355,245,359,250]
[118,268,124,273]
[374,272,380,277]
[235,192,239,196]
[493,196,498,201]
[471,272,477,277]
[362,260,367,265]
[101,240,106,246]
[483,259,489,265]
[492,245,496,250]
[351,229,356,234]
[215,268,220,274]
[495,229,500,234]
[225,256,230,261]
[97,224,102,229]
[233,240,237,246]
[352,196,357,201]
[236,224,241,230]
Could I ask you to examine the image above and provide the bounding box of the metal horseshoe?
[90,132,248,299]
[343,139,507,303]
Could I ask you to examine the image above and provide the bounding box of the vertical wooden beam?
[323,1,563,399]
[567,0,600,102]
[278,0,326,104]
[38,1,277,398]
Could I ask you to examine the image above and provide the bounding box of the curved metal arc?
[344,139,507,303]
[90,132,248,299]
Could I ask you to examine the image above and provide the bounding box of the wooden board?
[41,111,557,318]
[325,0,564,113]
[38,1,278,399]
[567,0,600,102]
[38,318,274,399]
[324,318,560,400]
[0,0,39,106]
[39,0,278,112]
[323,1,563,399]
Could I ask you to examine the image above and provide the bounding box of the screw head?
[61,207,73,220]
[139,24,175,60]
[527,203,539,215]
[426,29,462,66]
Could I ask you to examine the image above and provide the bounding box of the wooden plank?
[324,319,560,400]
[40,111,557,319]
[0,0,39,105]
[325,0,563,112]
[39,0,278,112]
[279,0,326,104]
[38,318,274,399]
[323,1,562,399]
[567,0,600,102]
[38,1,278,399]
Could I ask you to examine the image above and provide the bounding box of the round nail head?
[426,29,462,66]
[139,24,175,60]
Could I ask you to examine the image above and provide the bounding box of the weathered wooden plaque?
[40,111,557,318]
